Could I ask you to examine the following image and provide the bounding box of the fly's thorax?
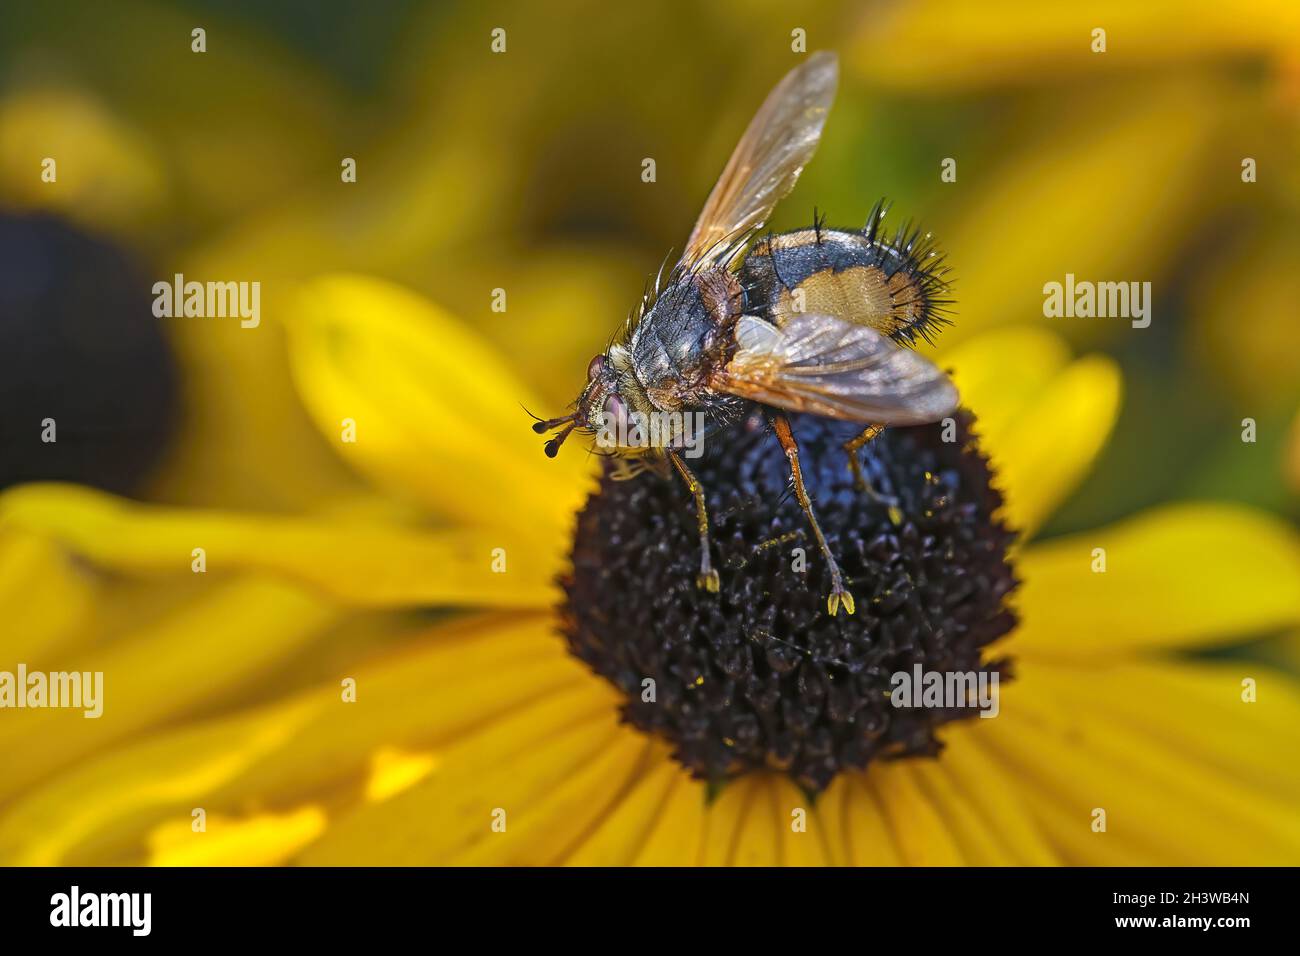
[627,268,743,407]
[591,268,745,458]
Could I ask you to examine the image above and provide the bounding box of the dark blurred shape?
[0,213,178,493]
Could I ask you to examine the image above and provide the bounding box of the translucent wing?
[714,313,959,424]
[682,52,838,270]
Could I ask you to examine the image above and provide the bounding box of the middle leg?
[771,413,855,616]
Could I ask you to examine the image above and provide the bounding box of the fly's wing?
[681,51,838,271]
[714,313,959,425]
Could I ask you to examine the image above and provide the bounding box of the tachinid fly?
[532,51,958,615]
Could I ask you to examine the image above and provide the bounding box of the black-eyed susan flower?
[2,274,1298,866]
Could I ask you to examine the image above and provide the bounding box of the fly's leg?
[668,449,720,593]
[771,414,854,616]
[843,424,898,506]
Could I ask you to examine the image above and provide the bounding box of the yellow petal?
[931,727,1060,865]
[867,763,966,865]
[820,776,902,866]
[1015,503,1300,659]
[941,325,1072,446]
[0,529,99,665]
[699,777,761,866]
[850,2,1297,89]
[451,728,651,866]
[296,684,620,865]
[1190,226,1300,410]
[1,483,557,609]
[632,773,709,866]
[991,355,1121,541]
[285,274,591,536]
[1288,404,1300,496]
[146,806,327,867]
[564,751,681,866]
[363,747,440,803]
[905,760,1017,865]
[772,776,834,866]
[0,576,334,803]
[730,778,783,867]
[979,658,1300,864]
[918,81,1222,349]
[0,85,167,238]
[0,612,586,864]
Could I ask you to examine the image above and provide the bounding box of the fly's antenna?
[543,421,577,458]
[528,408,578,457]
[529,412,575,433]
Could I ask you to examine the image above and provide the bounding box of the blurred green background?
[2,0,1296,538]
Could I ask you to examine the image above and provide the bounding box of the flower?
[2,274,1298,866]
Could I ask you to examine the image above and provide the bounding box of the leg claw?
[827,584,856,616]
[697,568,720,592]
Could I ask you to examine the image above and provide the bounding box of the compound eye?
[586,354,607,381]
[603,393,627,427]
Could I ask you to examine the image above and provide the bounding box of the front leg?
[771,414,855,616]
[667,449,720,592]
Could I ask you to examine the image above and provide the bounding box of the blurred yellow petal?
[146,806,326,867]
[1019,660,1300,802]
[286,274,591,537]
[0,613,587,865]
[1,483,556,609]
[5,0,341,227]
[0,577,334,802]
[296,684,620,865]
[1190,225,1300,409]
[850,1,1298,89]
[939,328,1121,542]
[1288,405,1300,495]
[980,658,1300,865]
[989,355,1121,541]
[1015,503,1300,659]
[942,325,1072,446]
[925,82,1222,349]
[0,85,167,237]
[0,695,319,866]
[363,748,440,803]
[0,529,99,665]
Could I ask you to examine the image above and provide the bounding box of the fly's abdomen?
[739,222,950,345]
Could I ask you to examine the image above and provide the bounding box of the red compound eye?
[587,354,607,381]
